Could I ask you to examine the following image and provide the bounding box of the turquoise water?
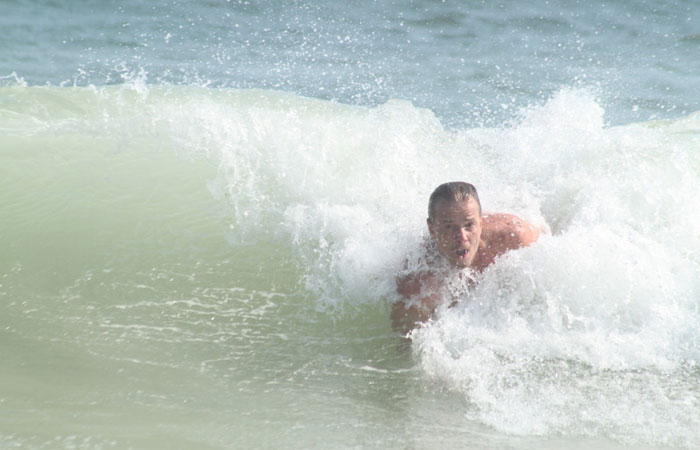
[2,2,700,449]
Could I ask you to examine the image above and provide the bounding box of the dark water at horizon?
[3,0,700,127]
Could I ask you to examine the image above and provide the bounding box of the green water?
[1,128,407,449]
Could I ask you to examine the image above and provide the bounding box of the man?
[391,181,541,334]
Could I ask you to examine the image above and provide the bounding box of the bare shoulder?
[482,212,541,249]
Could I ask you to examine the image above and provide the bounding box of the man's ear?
[427,218,436,238]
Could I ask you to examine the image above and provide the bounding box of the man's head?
[428,182,481,221]
[427,182,483,268]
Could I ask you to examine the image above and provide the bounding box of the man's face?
[427,197,483,268]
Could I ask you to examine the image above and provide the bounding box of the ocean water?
[2,1,700,449]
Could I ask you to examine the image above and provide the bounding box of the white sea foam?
[401,91,700,445]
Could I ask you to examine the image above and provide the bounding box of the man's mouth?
[456,248,468,258]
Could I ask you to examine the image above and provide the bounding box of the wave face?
[2,84,700,448]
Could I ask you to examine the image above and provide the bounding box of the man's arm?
[391,273,440,335]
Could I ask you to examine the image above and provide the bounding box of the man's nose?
[456,228,468,241]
